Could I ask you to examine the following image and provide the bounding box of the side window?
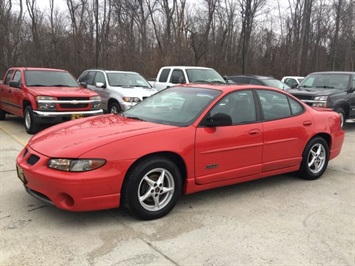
[210,90,256,124]
[289,97,304,115]
[78,72,88,83]
[93,72,105,85]
[352,75,355,88]
[170,69,186,84]
[84,71,96,85]
[159,68,170,82]
[4,70,14,85]
[257,90,292,120]
[12,70,22,87]
[250,79,262,85]
[285,78,297,88]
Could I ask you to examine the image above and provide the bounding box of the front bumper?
[15,145,131,212]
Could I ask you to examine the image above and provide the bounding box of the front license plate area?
[16,165,26,184]
[71,114,83,120]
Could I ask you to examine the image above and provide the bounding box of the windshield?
[107,72,152,88]
[25,70,79,87]
[298,74,350,89]
[123,86,222,126]
[186,69,226,84]
[263,79,290,90]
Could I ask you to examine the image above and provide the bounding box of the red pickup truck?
[0,67,103,134]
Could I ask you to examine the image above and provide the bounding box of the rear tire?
[24,106,40,134]
[298,137,329,180]
[0,108,6,120]
[122,156,182,220]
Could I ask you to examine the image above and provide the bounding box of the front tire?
[335,107,346,128]
[24,106,40,134]
[298,137,329,180]
[109,102,121,114]
[122,156,182,220]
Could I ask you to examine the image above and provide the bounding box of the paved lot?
[1,116,354,265]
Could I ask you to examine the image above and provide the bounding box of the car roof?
[282,76,304,79]
[226,75,275,80]
[84,69,139,74]
[309,71,355,75]
[181,83,283,93]
[11,67,66,72]
[161,66,213,70]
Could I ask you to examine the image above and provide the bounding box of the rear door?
[255,89,312,172]
[1,69,23,116]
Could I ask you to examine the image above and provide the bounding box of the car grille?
[291,95,313,106]
[57,97,89,108]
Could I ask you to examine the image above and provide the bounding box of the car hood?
[110,86,157,97]
[29,114,174,157]
[29,86,98,97]
[287,87,340,96]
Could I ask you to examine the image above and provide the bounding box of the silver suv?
[78,69,157,113]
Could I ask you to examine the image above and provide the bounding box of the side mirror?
[204,113,232,127]
[80,82,87,88]
[96,82,106,88]
[9,81,20,88]
[171,75,180,84]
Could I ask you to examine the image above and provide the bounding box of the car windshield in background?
[299,74,350,89]
[123,86,221,126]
[186,69,226,84]
[263,79,290,90]
[25,70,79,87]
[107,72,151,88]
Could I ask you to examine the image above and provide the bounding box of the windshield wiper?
[51,84,71,87]
[29,84,47,87]
[125,116,146,121]
[316,85,335,88]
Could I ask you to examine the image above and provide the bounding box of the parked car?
[78,69,157,113]
[225,75,290,90]
[0,67,102,134]
[16,84,344,220]
[281,76,305,88]
[149,66,226,91]
[287,71,355,128]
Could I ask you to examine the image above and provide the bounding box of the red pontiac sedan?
[16,84,345,220]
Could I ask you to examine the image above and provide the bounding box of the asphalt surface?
[1,116,354,266]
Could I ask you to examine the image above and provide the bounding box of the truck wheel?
[335,107,346,128]
[109,102,121,114]
[0,108,6,120]
[122,156,182,220]
[298,137,329,180]
[24,106,40,134]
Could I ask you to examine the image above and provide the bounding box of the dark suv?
[225,75,290,90]
[287,71,355,127]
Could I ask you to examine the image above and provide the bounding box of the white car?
[79,69,157,113]
[281,76,305,88]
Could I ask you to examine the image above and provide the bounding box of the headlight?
[48,159,106,172]
[36,96,56,110]
[90,95,101,110]
[313,96,328,107]
[122,97,140,103]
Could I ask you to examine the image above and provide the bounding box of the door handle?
[9,89,12,93]
[248,129,261,135]
[303,120,312,126]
